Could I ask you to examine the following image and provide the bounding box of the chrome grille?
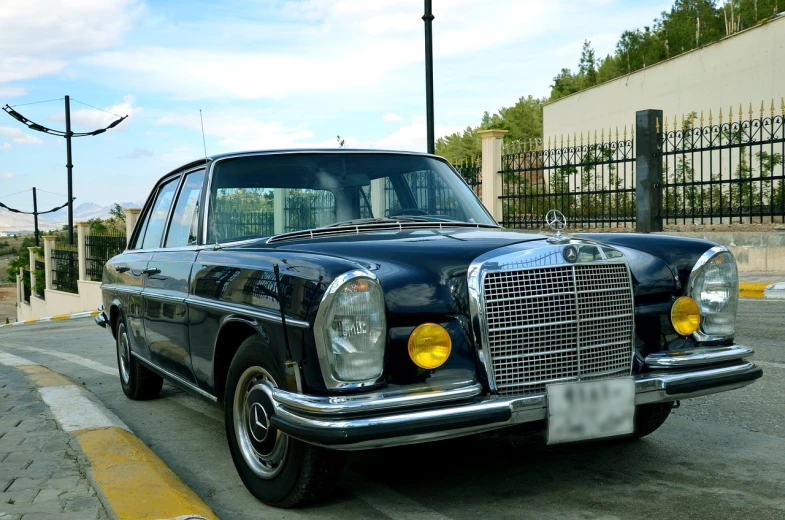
[483,263,634,395]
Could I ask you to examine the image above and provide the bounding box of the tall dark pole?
[64,95,74,245]
[423,0,435,154]
[32,187,39,247]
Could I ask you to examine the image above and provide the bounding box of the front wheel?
[224,337,346,507]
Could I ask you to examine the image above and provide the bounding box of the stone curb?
[0,350,218,520]
[1,310,101,328]
[739,281,785,299]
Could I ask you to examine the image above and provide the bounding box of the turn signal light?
[671,296,701,336]
[408,323,452,369]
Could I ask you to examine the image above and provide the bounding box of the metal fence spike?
[760,100,765,118]
[748,102,753,120]
[700,111,704,126]
[738,103,743,121]
[728,105,733,123]
[719,107,723,123]
[771,99,776,117]
[781,97,785,115]
[664,115,669,131]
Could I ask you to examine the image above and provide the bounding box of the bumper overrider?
[270,345,761,451]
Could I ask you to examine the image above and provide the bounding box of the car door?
[143,169,205,384]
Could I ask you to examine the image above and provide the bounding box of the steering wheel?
[386,208,429,217]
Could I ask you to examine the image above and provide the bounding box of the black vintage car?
[96,150,761,507]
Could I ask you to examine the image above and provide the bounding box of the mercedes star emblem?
[563,245,578,263]
[249,402,269,443]
[545,209,568,240]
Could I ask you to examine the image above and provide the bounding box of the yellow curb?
[17,365,74,387]
[75,427,218,520]
[739,282,771,299]
[51,314,72,321]
[23,319,38,324]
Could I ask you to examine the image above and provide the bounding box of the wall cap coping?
[124,207,141,215]
[42,236,56,242]
[477,129,508,139]
[76,221,90,227]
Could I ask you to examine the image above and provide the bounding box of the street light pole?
[32,187,39,247]
[64,95,74,245]
[423,0,435,155]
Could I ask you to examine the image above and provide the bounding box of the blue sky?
[0,0,670,209]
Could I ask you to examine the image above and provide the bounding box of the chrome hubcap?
[233,367,288,479]
[118,326,131,384]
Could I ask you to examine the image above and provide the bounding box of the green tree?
[109,203,126,222]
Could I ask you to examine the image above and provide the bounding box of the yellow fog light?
[671,296,701,336]
[408,323,452,369]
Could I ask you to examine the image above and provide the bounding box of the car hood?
[242,227,712,319]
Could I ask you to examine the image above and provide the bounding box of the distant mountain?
[0,202,140,233]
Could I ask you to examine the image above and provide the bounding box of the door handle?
[115,266,130,273]
[142,267,161,276]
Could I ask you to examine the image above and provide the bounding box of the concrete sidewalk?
[738,271,785,299]
[0,351,217,520]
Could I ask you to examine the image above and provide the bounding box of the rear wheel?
[224,336,345,507]
[116,315,163,400]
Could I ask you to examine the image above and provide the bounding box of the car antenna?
[200,110,221,250]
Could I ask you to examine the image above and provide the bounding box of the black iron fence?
[454,157,482,198]
[659,106,785,224]
[51,248,78,293]
[34,260,45,300]
[86,233,127,281]
[499,135,636,229]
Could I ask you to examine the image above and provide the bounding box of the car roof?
[163,149,442,179]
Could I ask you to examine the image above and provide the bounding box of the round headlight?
[689,250,738,339]
[671,296,701,336]
[408,323,452,369]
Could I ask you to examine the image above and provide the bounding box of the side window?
[165,170,204,247]
[141,177,180,249]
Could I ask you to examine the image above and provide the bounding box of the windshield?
[207,153,496,243]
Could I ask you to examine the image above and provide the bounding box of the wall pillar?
[478,129,508,224]
[635,109,664,233]
[370,179,386,217]
[43,236,55,291]
[77,221,89,281]
[123,208,141,247]
[273,188,288,235]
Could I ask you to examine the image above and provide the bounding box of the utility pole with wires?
[2,96,127,245]
[423,0,435,155]
[0,187,75,246]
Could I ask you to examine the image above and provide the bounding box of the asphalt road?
[1,300,784,519]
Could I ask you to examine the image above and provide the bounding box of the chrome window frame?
[313,268,387,391]
[686,245,738,343]
[467,239,636,394]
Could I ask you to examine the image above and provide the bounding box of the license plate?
[546,377,635,444]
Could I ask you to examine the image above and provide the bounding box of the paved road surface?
[1,300,784,519]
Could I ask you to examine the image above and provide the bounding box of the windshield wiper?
[323,217,438,228]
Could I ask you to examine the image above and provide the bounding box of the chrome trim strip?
[272,361,759,450]
[645,345,754,368]
[686,245,737,343]
[145,292,186,304]
[103,284,142,296]
[131,351,218,402]
[273,382,483,415]
[267,221,500,244]
[185,296,310,329]
[313,269,385,390]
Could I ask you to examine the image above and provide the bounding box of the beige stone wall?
[543,16,785,142]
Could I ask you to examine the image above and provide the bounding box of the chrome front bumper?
[270,345,761,451]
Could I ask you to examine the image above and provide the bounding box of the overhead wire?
[8,98,64,108]
[0,189,32,199]
[70,98,124,118]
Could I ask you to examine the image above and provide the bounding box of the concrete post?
[77,221,89,281]
[635,109,664,233]
[123,208,141,247]
[274,189,288,235]
[478,129,508,224]
[370,179,386,217]
[17,267,22,305]
[43,236,55,291]
[27,246,36,292]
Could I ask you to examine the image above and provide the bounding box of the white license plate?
[546,377,635,444]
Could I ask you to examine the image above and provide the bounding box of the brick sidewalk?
[0,364,108,520]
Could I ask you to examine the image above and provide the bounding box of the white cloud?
[382,113,404,123]
[124,147,153,159]
[49,95,141,131]
[0,143,10,150]
[0,172,12,179]
[0,126,43,144]
[0,0,142,83]
[0,85,26,98]
[374,116,463,152]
